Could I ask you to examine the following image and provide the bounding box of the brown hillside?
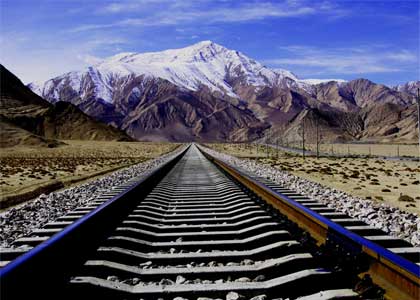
[0,65,132,147]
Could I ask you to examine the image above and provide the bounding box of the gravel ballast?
[201,146,420,247]
[2,144,419,249]
[0,146,186,248]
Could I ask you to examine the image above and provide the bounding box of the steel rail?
[199,146,420,300]
[1,144,418,299]
[0,146,188,299]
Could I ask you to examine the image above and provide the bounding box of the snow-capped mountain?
[392,81,420,98]
[299,78,346,85]
[35,41,301,104]
[270,69,346,89]
[29,41,416,142]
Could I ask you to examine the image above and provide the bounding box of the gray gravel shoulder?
[201,146,420,247]
[0,146,186,248]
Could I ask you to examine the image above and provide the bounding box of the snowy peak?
[107,41,233,65]
[107,52,137,63]
[392,80,420,97]
[24,43,417,143]
[273,68,299,81]
[32,41,409,108]
[299,78,346,85]
[75,40,291,100]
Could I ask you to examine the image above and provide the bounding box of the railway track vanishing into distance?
[1,144,419,299]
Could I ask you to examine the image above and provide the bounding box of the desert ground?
[0,141,179,209]
[282,142,419,157]
[207,143,420,215]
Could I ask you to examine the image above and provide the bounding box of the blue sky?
[1,0,419,85]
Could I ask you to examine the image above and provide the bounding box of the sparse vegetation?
[206,143,420,215]
[0,141,179,208]
[289,143,419,158]
[398,195,415,203]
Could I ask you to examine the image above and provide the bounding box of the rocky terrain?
[0,145,185,247]
[0,65,131,147]
[28,41,419,143]
[208,143,420,214]
[264,101,418,144]
[202,145,420,247]
[0,141,178,208]
[393,81,420,97]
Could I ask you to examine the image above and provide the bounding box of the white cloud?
[71,1,344,32]
[1,34,128,83]
[98,0,176,14]
[383,50,417,62]
[77,54,103,65]
[264,45,418,75]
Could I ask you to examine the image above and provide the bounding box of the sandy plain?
[207,143,420,215]
[285,142,419,157]
[0,141,179,209]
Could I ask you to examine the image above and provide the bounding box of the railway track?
[1,144,419,299]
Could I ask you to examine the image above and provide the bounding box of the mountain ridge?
[26,41,418,143]
[0,65,132,147]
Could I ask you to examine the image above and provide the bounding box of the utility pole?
[302,115,305,159]
[316,115,319,159]
[417,88,420,158]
